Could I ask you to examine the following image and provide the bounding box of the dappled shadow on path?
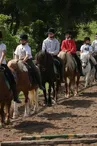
[61,99,94,109]
[39,112,89,120]
[14,120,56,134]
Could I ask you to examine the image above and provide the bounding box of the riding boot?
[11,83,21,103]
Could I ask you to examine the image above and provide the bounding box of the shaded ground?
[1,81,97,145]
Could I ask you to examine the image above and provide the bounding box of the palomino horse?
[35,51,60,106]
[0,66,12,127]
[8,59,38,118]
[80,53,96,87]
[58,51,80,98]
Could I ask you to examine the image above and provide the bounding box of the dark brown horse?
[35,51,60,106]
[8,59,38,118]
[0,67,12,127]
[58,51,80,98]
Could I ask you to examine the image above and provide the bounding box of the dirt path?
[1,82,97,144]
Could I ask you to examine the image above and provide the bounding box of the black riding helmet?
[84,37,90,42]
[20,34,28,40]
[47,28,55,34]
[64,30,72,38]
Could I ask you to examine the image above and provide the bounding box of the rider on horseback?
[0,31,21,103]
[61,31,83,76]
[92,33,97,53]
[14,34,44,90]
[42,28,64,82]
[80,37,97,72]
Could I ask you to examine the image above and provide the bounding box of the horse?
[7,59,38,118]
[58,51,80,98]
[80,53,96,87]
[35,51,60,106]
[0,66,12,127]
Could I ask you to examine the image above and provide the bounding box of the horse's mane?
[36,51,54,69]
[58,51,75,71]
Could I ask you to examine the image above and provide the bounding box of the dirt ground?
[1,81,97,145]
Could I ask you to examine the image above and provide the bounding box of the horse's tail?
[28,89,38,112]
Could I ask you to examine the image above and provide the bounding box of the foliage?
[1,0,97,57]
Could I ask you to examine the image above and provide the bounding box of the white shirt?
[0,43,6,64]
[42,37,60,55]
[91,40,97,52]
[80,44,93,55]
[14,44,32,59]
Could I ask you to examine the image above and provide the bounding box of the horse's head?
[35,51,53,72]
[58,51,67,65]
[80,53,90,69]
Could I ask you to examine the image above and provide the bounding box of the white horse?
[80,53,96,87]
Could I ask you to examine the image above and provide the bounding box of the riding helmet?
[84,37,90,42]
[47,28,55,34]
[20,34,28,40]
[64,30,72,35]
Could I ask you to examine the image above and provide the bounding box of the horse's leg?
[29,89,38,114]
[33,89,38,113]
[55,79,60,103]
[65,78,68,97]
[0,102,5,127]
[24,91,30,117]
[13,92,19,119]
[48,83,52,106]
[51,82,56,105]
[5,101,11,125]
[43,83,47,106]
[75,74,80,96]
[68,79,71,98]
[85,73,90,87]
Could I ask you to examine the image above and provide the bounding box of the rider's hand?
[22,60,26,63]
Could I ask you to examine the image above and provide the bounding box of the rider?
[80,37,97,71]
[14,34,44,90]
[42,28,64,82]
[61,31,83,75]
[91,33,97,53]
[0,31,21,103]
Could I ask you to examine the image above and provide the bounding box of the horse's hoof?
[47,103,52,107]
[65,94,70,98]
[5,120,10,125]
[74,92,78,96]
[12,113,19,119]
[24,113,30,117]
[0,123,4,128]
[52,100,56,105]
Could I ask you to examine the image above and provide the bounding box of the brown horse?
[8,59,38,118]
[0,67,12,127]
[58,51,80,98]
